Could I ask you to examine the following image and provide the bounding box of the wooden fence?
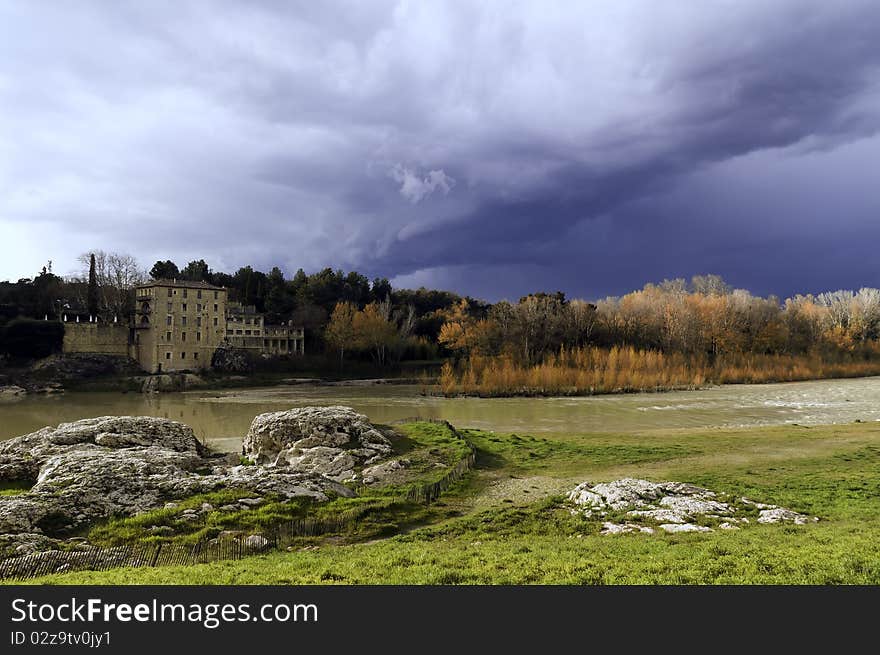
[0,418,475,581]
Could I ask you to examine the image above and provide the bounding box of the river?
[2,377,880,452]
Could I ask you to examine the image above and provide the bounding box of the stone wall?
[62,323,131,356]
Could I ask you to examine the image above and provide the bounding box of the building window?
[254,330,260,336]
[236,329,242,335]
[181,352,186,359]
[245,330,251,336]
[181,316,187,326]
[194,352,199,360]
[183,289,188,298]
[196,331,201,342]
[197,317,202,327]
[214,317,219,327]
[226,329,233,335]
[182,303,187,312]
[165,352,171,360]
[167,288,172,297]
[167,302,172,312]
[197,290,202,299]
[166,331,171,341]
[166,315,172,326]
[181,332,186,341]
[213,304,218,312]
[214,291,218,299]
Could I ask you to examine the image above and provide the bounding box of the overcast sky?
[1,1,879,301]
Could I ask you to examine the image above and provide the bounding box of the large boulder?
[242,406,392,481]
[0,411,367,537]
[0,416,203,484]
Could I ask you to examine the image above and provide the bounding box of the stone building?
[132,279,229,373]
[61,279,304,373]
[225,303,305,356]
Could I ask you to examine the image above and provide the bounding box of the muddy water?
[2,377,879,452]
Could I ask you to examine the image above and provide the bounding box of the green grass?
[77,421,474,548]
[0,481,30,496]
[10,420,880,584]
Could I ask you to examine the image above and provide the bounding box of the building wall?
[134,284,228,373]
[62,323,131,356]
[62,284,304,372]
[262,326,305,355]
[225,324,304,354]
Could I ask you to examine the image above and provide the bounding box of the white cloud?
[389,165,455,204]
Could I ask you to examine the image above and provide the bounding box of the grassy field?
[12,420,880,584]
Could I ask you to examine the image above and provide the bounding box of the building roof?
[137,279,226,291]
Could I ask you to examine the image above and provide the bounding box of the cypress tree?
[87,253,100,316]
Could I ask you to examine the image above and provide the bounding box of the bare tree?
[76,250,145,318]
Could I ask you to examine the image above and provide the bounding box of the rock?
[569,478,668,510]
[276,447,356,479]
[141,374,206,394]
[220,504,239,512]
[0,415,204,465]
[569,478,817,537]
[757,508,816,525]
[742,498,778,510]
[242,406,392,481]
[0,532,56,558]
[32,353,142,381]
[0,385,27,400]
[361,458,410,484]
[627,509,687,524]
[244,534,269,550]
[237,498,264,507]
[0,411,366,537]
[600,522,654,535]
[146,525,174,535]
[211,345,257,373]
[660,523,713,533]
[200,503,214,512]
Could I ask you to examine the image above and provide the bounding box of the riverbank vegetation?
[3,256,880,394]
[16,420,880,584]
[437,278,880,395]
[439,347,880,396]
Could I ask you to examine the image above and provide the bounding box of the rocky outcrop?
[0,410,389,539]
[210,345,256,373]
[0,385,28,400]
[33,353,142,380]
[140,373,206,393]
[569,478,817,535]
[361,458,411,485]
[242,406,392,481]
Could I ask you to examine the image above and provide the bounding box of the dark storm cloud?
[1,1,879,299]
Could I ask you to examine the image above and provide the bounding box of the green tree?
[149,260,180,280]
[180,259,211,282]
[87,253,100,316]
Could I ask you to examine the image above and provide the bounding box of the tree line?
[0,253,464,363]
[435,274,880,366]
[2,255,879,378]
